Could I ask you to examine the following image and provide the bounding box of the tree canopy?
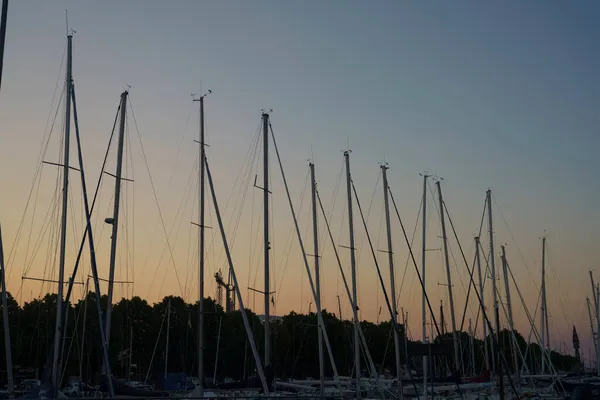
[0,291,579,386]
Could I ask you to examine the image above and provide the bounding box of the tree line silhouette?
[0,291,579,387]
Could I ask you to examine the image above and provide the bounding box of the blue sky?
[0,1,599,358]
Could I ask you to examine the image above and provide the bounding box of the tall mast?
[0,226,13,396]
[262,112,271,369]
[52,33,73,389]
[486,189,499,375]
[475,236,490,371]
[204,154,269,393]
[70,83,115,396]
[0,0,8,93]
[104,90,128,349]
[0,6,10,390]
[596,284,600,377]
[540,235,547,374]
[193,90,210,396]
[310,162,325,394]
[586,298,597,364]
[421,173,428,399]
[381,165,402,395]
[344,150,361,397]
[590,271,598,318]
[501,245,519,378]
[436,181,459,371]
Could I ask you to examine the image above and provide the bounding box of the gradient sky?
[0,1,599,362]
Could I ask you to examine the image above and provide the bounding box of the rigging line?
[491,192,536,285]
[442,197,487,332]
[20,171,45,276]
[319,158,343,257]
[506,259,565,392]
[21,191,60,277]
[375,188,385,318]
[52,93,122,310]
[9,87,66,280]
[351,180,423,398]
[182,176,197,299]
[214,123,261,279]
[128,97,184,298]
[38,160,62,291]
[244,128,263,292]
[396,192,423,306]
[137,100,194,277]
[145,155,198,298]
[314,160,343,306]
[355,170,381,268]
[425,179,476,332]
[269,123,344,391]
[124,116,135,298]
[275,168,310,305]
[352,169,382,315]
[388,185,519,397]
[546,244,573,334]
[7,44,67,273]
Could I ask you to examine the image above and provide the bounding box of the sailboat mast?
[105,90,128,346]
[475,236,490,371]
[262,112,271,369]
[382,165,402,395]
[52,33,73,389]
[501,245,519,378]
[309,162,325,394]
[421,173,428,399]
[541,236,547,374]
[596,284,600,377]
[0,0,7,93]
[204,155,270,394]
[590,271,598,318]
[344,150,361,397]
[486,189,500,375]
[0,226,13,396]
[193,91,209,395]
[586,297,597,363]
[436,181,459,372]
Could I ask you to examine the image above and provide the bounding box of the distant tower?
[215,270,224,308]
[214,269,235,312]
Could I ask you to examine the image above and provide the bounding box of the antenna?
[193,89,212,102]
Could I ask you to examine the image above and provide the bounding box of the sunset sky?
[0,1,599,364]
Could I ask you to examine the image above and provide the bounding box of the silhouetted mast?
[475,236,490,371]
[437,180,459,371]
[344,150,361,397]
[193,89,210,396]
[421,173,428,399]
[52,32,73,389]
[501,245,519,378]
[262,112,271,369]
[381,164,402,396]
[309,162,325,394]
[104,90,128,349]
[541,236,547,374]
